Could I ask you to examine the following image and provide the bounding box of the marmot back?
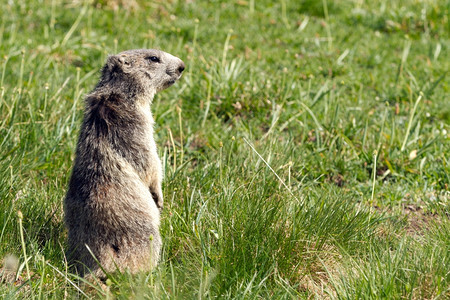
[64,49,185,278]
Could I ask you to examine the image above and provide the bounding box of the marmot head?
[102,49,185,94]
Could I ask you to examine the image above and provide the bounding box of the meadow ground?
[0,0,449,298]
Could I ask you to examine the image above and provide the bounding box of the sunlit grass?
[0,0,448,298]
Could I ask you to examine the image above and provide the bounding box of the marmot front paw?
[150,187,164,210]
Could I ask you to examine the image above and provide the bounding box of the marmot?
[64,49,185,278]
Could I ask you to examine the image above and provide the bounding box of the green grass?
[0,0,449,298]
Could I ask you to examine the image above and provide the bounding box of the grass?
[0,0,449,298]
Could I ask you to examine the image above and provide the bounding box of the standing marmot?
[64,49,185,278]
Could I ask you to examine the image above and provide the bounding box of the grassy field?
[0,0,449,298]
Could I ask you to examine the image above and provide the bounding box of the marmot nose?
[177,61,185,75]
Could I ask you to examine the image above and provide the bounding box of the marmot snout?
[64,49,184,278]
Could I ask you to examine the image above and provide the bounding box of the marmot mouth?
[158,79,177,91]
[165,79,176,87]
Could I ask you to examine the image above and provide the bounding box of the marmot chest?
[136,104,158,185]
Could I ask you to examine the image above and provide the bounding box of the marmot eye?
[147,56,160,63]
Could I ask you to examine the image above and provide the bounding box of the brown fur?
[64,49,185,278]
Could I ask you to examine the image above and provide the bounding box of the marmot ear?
[118,55,132,73]
[106,55,131,73]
